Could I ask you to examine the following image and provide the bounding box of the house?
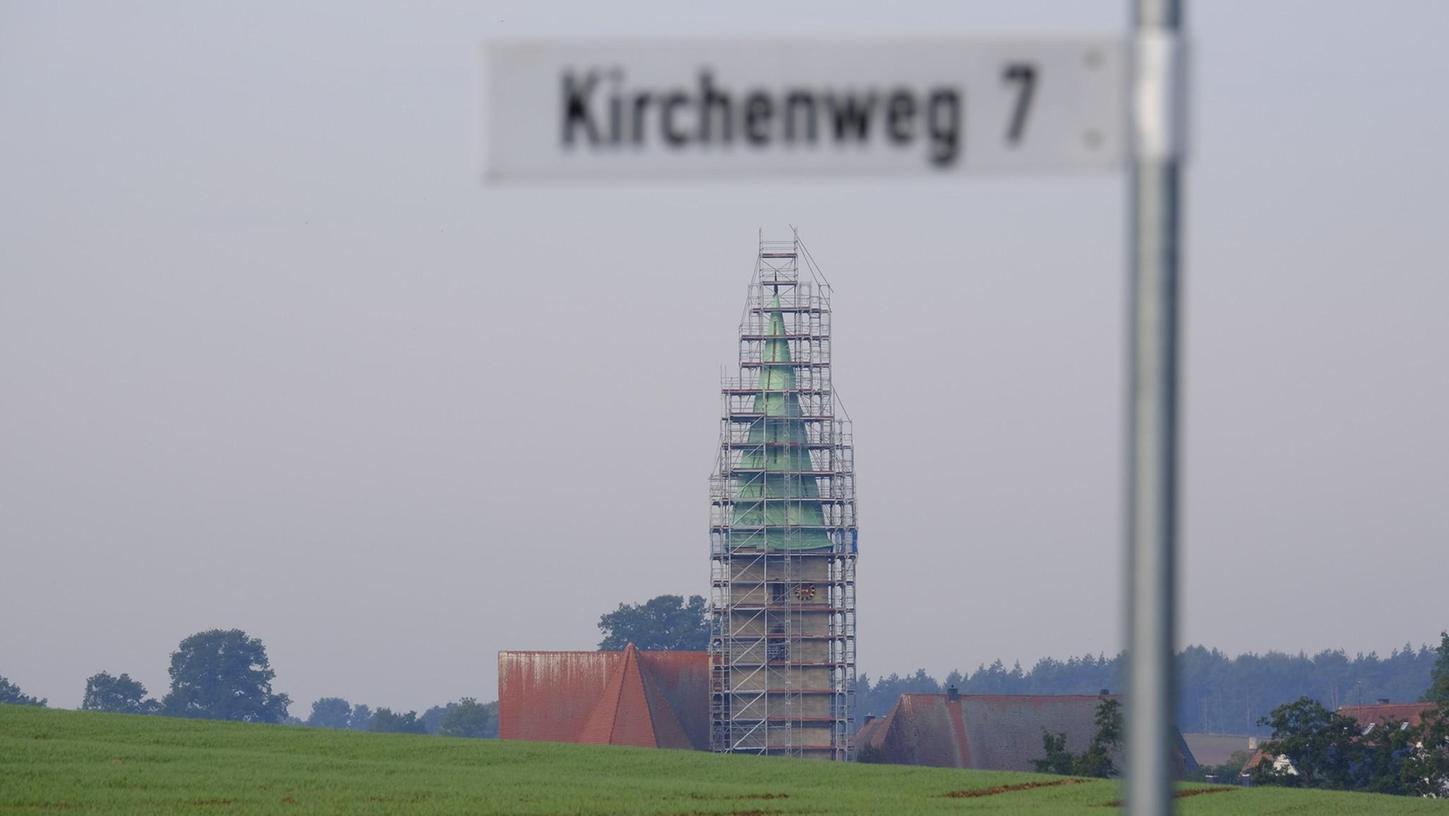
[1239,700,1438,783]
[855,689,1196,773]
[498,644,710,750]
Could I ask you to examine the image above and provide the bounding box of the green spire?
[730,295,832,550]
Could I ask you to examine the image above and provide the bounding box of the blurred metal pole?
[1126,0,1184,814]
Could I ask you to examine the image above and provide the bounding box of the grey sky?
[2,1,1445,713]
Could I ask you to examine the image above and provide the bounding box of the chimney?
[946,684,960,701]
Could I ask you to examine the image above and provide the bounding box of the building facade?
[708,233,858,760]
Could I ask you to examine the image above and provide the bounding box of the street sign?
[481,38,1127,182]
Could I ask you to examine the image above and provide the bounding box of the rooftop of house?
[857,691,1195,773]
[1337,702,1437,730]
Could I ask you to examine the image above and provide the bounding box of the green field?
[1,705,1441,814]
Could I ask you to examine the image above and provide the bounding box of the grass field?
[1,705,1442,814]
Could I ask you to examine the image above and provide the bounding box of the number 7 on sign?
[1003,63,1037,145]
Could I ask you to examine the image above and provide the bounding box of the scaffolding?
[709,230,858,761]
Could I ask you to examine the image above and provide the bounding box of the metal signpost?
[1125,3,1184,814]
[482,10,1187,811]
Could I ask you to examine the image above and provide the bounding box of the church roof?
[498,645,709,750]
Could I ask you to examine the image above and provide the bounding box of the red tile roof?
[498,645,709,750]
[1337,702,1435,729]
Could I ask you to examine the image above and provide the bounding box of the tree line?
[0,628,496,739]
[300,695,497,738]
[860,642,1439,735]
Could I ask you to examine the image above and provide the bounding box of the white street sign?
[481,38,1126,182]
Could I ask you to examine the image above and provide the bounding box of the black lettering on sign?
[558,67,967,168]
[562,70,600,146]
[606,69,624,144]
[630,92,651,145]
[698,70,732,144]
[826,92,876,142]
[661,91,690,146]
[926,89,961,167]
[743,92,773,146]
[783,92,817,143]
[1002,63,1037,145]
[886,88,916,145]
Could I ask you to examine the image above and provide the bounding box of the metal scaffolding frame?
[709,231,858,761]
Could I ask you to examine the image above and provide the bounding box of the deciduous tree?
[348,703,374,731]
[1033,696,1122,778]
[369,707,426,734]
[1252,697,1362,789]
[0,675,45,707]
[161,629,291,723]
[597,594,708,651]
[81,672,158,714]
[306,697,354,729]
[1034,730,1075,775]
[439,698,498,738]
[1402,704,1449,797]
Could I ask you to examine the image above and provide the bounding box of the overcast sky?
[2,1,1446,713]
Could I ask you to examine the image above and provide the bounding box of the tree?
[439,698,498,738]
[1403,704,1449,797]
[306,697,354,729]
[1034,696,1122,778]
[421,703,452,735]
[1355,717,1416,796]
[1423,631,1449,705]
[597,594,708,651]
[369,707,426,734]
[161,629,291,723]
[81,672,158,714]
[1076,696,1123,778]
[1252,697,1362,789]
[0,675,46,707]
[1034,730,1076,775]
[1405,637,1449,798]
[348,703,374,731]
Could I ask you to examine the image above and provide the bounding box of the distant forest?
[858,644,1439,735]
